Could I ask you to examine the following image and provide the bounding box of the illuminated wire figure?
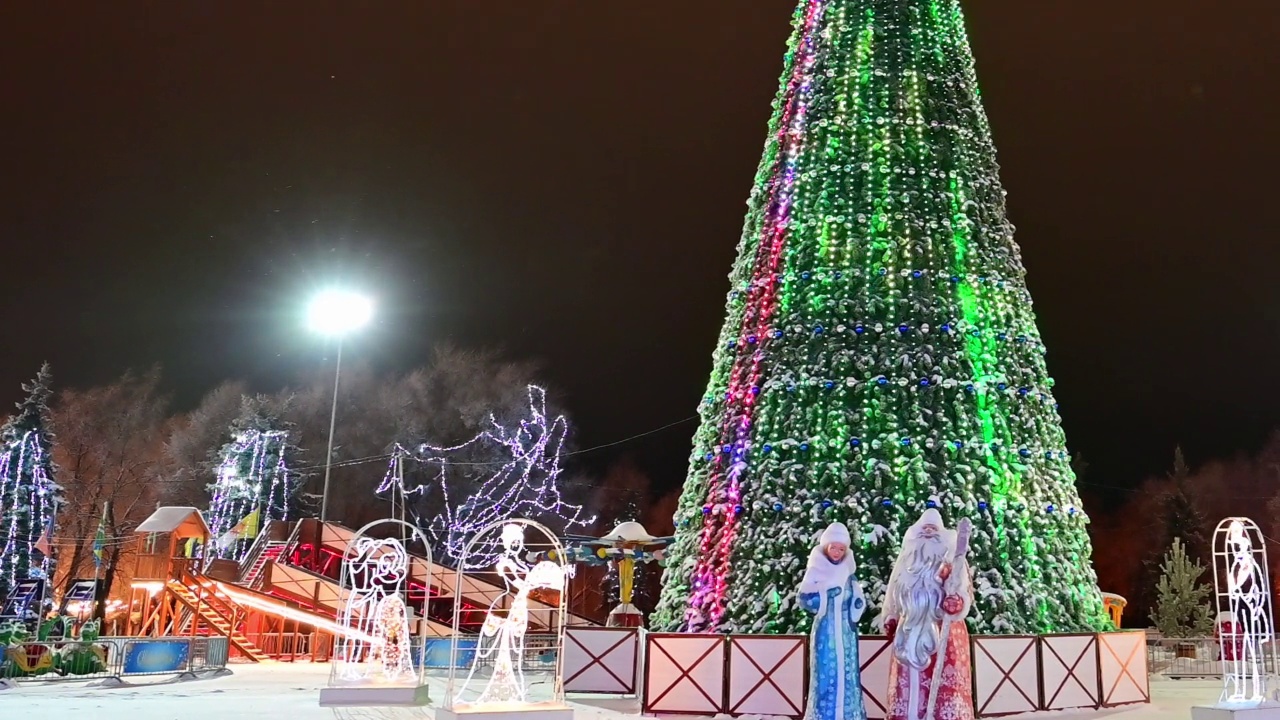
[338,536,413,682]
[378,385,594,568]
[458,524,566,705]
[1211,517,1277,705]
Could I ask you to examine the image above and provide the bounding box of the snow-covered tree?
[652,0,1109,635]
[206,396,302,559]
[1151,537,1214,638]
[0,364,61,597]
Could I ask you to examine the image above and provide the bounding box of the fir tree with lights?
[652,0,1109,635]
[0,364,61,598]
[206,397,302,559]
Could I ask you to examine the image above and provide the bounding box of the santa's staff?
[926,517,971,720]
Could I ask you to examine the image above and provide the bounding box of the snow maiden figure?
[797,522,866,720]
[877,509,975,720]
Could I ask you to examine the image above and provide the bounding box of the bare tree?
[163,380,248,507]
[50,368,170,609]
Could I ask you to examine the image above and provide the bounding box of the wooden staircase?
[242,542,287,589]
[166,580,270,662]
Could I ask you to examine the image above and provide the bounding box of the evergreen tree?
[206,396,302,559]
[1151,537,1213,638]
[652,0,1108,635]
[0,364,61,597]
[1139,447,1208,622]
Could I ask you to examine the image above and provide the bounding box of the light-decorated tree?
[1151,538,1213,638]
[652,0,1109,635]
[206,396,302,559]
[0,364,61,597]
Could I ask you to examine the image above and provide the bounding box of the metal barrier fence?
[419,634,558,672]
[1147,636,1280,678]
[0,635,230,682]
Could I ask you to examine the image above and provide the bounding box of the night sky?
[2,1,1277,509]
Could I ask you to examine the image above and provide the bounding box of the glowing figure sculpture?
[379,386,593,568]
[329,519,431,688]
[456,524,567,705]
[1210,518,1276,705]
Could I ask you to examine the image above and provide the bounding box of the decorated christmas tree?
[0,364,61,597]
[652,0,1108,635]
[206,397,301,559]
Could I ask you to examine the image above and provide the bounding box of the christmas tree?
[652,0,1108,635]
[206,397,301,559]
[0,364,61,597]
[1151,538,1213,638]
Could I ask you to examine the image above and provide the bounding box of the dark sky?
[2,1,1278,508]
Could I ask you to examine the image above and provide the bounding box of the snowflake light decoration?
[378,385,594,568]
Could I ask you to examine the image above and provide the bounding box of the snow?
[0,662,1227,720]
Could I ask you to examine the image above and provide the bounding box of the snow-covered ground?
[0,661,1223,720]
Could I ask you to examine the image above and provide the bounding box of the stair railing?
[237,518,275,579]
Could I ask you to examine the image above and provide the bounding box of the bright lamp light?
[307,290,374,337]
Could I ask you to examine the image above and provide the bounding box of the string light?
[206,429,296,560]
[0,366,61,598]
[652,0,1108,636]
[379,386,594,569]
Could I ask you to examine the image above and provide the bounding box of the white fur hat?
[914,508,944,531]
[820,522,852,547]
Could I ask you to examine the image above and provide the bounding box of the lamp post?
[306,290,373,524]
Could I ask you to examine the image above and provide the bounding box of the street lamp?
[307,290,373,524]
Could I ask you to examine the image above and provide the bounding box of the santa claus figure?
[876,509,974,720]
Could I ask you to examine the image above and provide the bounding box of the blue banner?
[123,640,190,674]
[420,638,476,669]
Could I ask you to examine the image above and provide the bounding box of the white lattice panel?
[643,634,725,715]
[563,627,638,694]
[1039,634,1099,711]
[1098,631,1149,707]
[726,635,806,718]
[859,636,893,720]
[972,635,1040,717]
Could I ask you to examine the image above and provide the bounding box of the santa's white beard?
[892,534,949,671]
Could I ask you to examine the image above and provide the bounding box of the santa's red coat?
[885,616,974,720]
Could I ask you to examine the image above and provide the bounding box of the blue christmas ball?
[964,384,975,393]
[1019,448,1030,457]
[926,499,937,508]
[727,340,737,349]
[702,506,712,515]
[898,324,910,334]
[877,377,888,385]
[704,452,715,461]
[901,437,912,446]
[751,386,760,395]
[774,329,784,339]
[912,270,922,278]
[833,271,843,279]
[1018,387,1030,396]
[882,499,894,507]
[878,267,888,276]
[854,325,865,334]
[849,437,862,447]
[747,334,758,344]
[1068,506,1077,516]
[762,444,773,454]
[941,324,951,333]
[997,383,1007,391]
[998,332,1007,341]
[787,385,797,393]
[799,442,810,451]
[1045,451,1054,459]
[978,501,988,510]
[1046,504,1056,513]
[813,325,824,335]
[920,378,930,386]
[723,444,734,453]
[734,505,744,515]
[773,502,784,512]
[821,500,833,509]
[950,275,960,283]
[824,380,835,390]
[955,440,964,449]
